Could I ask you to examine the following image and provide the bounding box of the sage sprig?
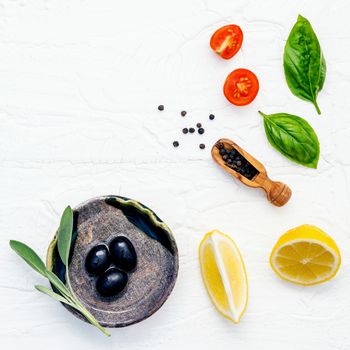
[9,206,110,337]
[284,15,326,115]
[259,111,320,168]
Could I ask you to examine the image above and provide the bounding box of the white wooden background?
[2,1,350,349]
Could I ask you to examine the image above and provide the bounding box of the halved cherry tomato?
[210,24,243,60]
[223,69,259,106]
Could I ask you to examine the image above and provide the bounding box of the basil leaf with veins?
[284,15,326,115]
[259,111,320,168]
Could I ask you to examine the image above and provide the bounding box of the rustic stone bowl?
[46,195,179,328]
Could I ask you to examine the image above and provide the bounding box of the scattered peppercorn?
[189,128,195,133]
[182,128,189,134]
[158,105,164,111]
[173,141,179,147]
[196,123,202,128]
[181,111,187,117]
[209,114,215,120]
[198,128,205,135]
[199,144,205,149]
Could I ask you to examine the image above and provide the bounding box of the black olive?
[109,236,137,272]
[96,268,128,297]
[85,244,110,275]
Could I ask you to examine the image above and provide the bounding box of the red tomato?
[210,24,243,60]
[223,69,259,106]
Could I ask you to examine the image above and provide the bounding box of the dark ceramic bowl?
[46,196,179,328]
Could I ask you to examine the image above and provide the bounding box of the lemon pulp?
[199,230,248,323]
[270,225,341,286]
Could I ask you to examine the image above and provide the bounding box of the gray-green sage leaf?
[57,206,73,267]
[9,240,47,277]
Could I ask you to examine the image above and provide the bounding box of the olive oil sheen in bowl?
[46,196,179,328]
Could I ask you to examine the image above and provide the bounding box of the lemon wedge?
[270,225,341,286]
[199,230,248,323]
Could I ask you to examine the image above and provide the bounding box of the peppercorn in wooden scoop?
[212,138,292,207]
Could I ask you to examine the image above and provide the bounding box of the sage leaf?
[9,240,46,277]
[284,15,326,114]
[45,270,72,301]
[259,111,320,168]
[35,285,73,305]
[57,206,73,267]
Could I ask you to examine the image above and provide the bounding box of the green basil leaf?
[35,285,72,305]
[284,15,326,115]
[9,240,46,277]
[57,206,73,267]
[259,111,320,168]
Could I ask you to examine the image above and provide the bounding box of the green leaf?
[35,285,72,305]
[9,240,46,277]
[57,206,74,267]
[284,15,326,115]
[259,111,320,168]
[45,270,72,301]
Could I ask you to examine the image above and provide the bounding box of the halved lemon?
[199,230,248,323]
[270,225,341,286]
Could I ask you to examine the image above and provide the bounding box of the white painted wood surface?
[2,1,350,349]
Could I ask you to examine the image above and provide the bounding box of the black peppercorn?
[189,128,195,133]
[198,128,205,135]
[181,111,187,117]
[229,150,236,158]
[222,154,228,161]
[219,148,226,156]
[182,128,189,134]
[209,114,215,120]
[158,105,164,111]
[196,123,202,128]
[237,160,242,166]
[199,143,205,149]
[173,141,179,147]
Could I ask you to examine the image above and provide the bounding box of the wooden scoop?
[212,138,292,207]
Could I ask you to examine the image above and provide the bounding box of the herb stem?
[258,111,267,118]
[65,268,110,336]
[313,100,321,115]
[74,304,111,337]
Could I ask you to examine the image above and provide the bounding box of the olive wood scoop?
[212,138,292,207]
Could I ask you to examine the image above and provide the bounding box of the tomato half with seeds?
[223,69,259,106]
[210,24,243,60]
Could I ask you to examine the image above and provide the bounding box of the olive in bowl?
[109,236,137,272]
[96,267,128,297]
[85,244,110,275]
